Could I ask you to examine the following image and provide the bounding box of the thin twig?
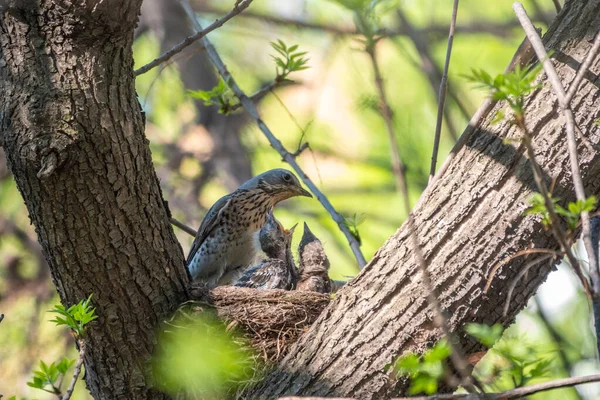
[565,29,600,104]
[484,248,559,292]
[134,0,254,76]
[61,339,86,400]
[394,10,468,141]
[170,217,197,237]
[503,254,554,316]
[552,0,562,13]
[429,0,459,183]
[279,374,600,399]
[394,372,600,399]
[365,43,407,196]
[192,1,553,39]
[228,80,296,112]
[430,32,538,186]
[393,111,478,393]
[513,3,598,295]
[519,125,590,294]
[179,0,367,268]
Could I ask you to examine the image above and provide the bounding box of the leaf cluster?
[467,323,553,389]
[26,358,75,393]
[49,293,98,338]
[525,193,596,231]
[464,63,543,122]
[394,340,451,395]
[270,40,309,82]
[342,213,367,245]
[188,79,235,114]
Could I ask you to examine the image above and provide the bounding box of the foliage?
[27,358,75,393]
[342,213,367,245]
[395,340,451,395]
[270,40,310,81]
[188,78,234,113]
[525,193,596,231]
[49,294,98,338]
[153,310,254,398]
[396,323,556,394]
[464,63,543,122]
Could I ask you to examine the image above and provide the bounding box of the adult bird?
[235,212,298,290]
[186,169,311,286]
[296,223,332,293]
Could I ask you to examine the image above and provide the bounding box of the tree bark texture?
[0,1,189,398]
[249,1,600,398]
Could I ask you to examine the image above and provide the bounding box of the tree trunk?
[248,1,600,398]
[0,1,189,398]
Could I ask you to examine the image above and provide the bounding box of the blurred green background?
[2,0,598,398]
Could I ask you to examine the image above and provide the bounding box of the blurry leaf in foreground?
[153,309,254,398]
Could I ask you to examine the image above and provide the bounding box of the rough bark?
[248,1,600,398]
[139,0,251,192]
[0,1,189,398]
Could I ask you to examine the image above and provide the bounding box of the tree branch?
[365,42,408,197]
[61,339,86,400]
[170,217,197,237]
[179,0,367,268]
[429,0,459,182]
[134,0,254,76]
[278,373,600,399]
[513,3,598,295]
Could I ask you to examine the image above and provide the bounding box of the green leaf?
[465,323,504,347]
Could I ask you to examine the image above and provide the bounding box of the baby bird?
[296,223,332,293]
[235,213,298,290]
[186,169,311,286]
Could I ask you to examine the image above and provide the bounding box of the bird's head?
[242,168,312,202]
[259,212,297,259]
[298,222,330,273]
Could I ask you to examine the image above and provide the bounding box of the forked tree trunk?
[0,1,188,398]
[248,1,600,398]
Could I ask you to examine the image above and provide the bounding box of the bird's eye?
[282,173,292,182]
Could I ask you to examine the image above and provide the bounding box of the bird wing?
[235,260,288,289]
[186,194,233,265]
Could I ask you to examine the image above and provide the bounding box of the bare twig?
[134,0,254,76]
[565,30,600,104]
[192,1,553,39]
[485,248,560,292]
[503,254,554,316]
[170,217,197,237]
[429,0,459,182]
[61,339,85,400]
[365,43,407,196]
[552,0,562,13]
[180,0,367,268]
[228,80,296,113]
[278,374,600,399]
[513,3,598,295]
[395,9,469,141]
[430,32,537,186]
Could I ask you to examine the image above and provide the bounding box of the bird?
[234,212,298,290]
[296,223,332,293]
[186,168,312,286]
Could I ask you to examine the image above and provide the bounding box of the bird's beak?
[297,187,313,198]
[288,223,298,234]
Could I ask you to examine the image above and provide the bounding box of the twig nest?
[187,284,330,362]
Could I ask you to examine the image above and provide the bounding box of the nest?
[186,284,330,363]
